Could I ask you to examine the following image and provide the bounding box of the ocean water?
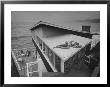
[11,22,35,50]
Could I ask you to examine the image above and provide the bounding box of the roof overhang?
[30,21,100,36]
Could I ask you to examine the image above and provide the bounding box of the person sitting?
[17,58,24,63]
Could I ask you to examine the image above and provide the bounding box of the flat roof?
[41,34,92,61]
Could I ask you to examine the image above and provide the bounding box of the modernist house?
[30,21,100,75]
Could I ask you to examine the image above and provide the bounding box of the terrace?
[11,48,46,77]
[41,34,92,61]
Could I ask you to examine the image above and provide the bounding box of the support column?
[61,60,64,73]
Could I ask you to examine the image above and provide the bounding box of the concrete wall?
[91,35,100,49]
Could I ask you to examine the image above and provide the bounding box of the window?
[43,43,45,54]
[73,54,79,65]
[45,45,49,58]
[37,36,40,46]
[55,55,61,72]
[85,43,91,56]
[48,48,51,60]
[52,53,55,67]
[48,49,54,65]
[64,56,75,73]
[39,39,42,50]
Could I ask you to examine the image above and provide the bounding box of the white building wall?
[91,35,100,49]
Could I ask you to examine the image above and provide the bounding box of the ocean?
[11,22,35,50]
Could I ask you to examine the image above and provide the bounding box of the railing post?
[38,59,42,77]
[26,63,29,77]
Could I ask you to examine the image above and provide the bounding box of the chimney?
[82,25,91,33]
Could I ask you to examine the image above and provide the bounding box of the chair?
[82,55,91,65]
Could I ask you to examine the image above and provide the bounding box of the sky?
[11,11,100,37]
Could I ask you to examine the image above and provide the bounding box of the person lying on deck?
[53,41,70,49]
[53,41,82,49]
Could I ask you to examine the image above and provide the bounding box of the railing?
[12,49,42,77]
[26,59,42,77]
[11,50,22,77]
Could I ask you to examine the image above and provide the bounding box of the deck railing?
[26,59,42,77]
[11,49,42,77]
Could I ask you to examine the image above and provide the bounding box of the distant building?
[82,25,91,33]
[30,21,96,73]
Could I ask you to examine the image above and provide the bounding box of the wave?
[11,36,31,40]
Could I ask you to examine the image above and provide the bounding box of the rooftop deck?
[41,34,92,61]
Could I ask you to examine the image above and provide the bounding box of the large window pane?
[55,55,61,72]
[43,43,45,54]
[64,55,75,73]
[48,49,54,65]
[39,39,42,50]
[45,45,49,58]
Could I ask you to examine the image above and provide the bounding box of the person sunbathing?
[70,41,82,48]
[53,41,82,49]
[53,41,70,49]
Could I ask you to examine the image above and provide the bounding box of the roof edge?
[30,21,100,35]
